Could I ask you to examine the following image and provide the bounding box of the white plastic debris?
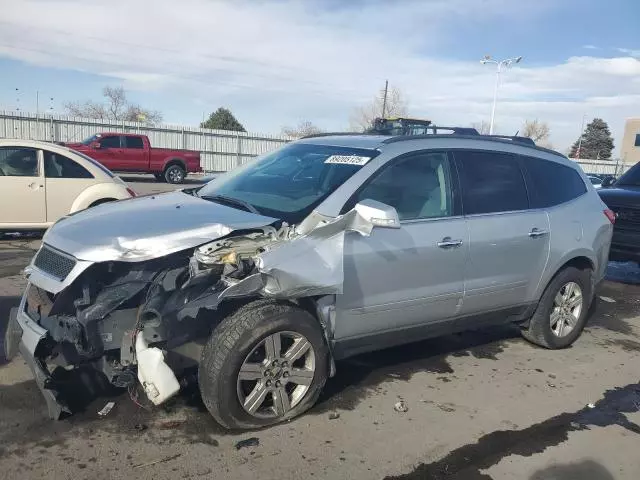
[587,403,596,409]
[98,401,115,416]
[599,296,616,303]
[135,332,180,405]
[394,401,408,413]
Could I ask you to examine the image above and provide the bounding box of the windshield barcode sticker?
[325,155,371,166]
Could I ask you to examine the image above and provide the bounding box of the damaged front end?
[15,199,395,419]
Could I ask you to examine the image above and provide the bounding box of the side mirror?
[90,142,101,149]
[601,176,615,188]
[355,199,400,229]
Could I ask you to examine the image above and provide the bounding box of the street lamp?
[480,55,523,135]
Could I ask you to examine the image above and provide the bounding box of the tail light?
[604,209,616,224]
[126,188,137,198]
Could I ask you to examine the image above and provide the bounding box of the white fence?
[572,158,631,177]
[0,111,289,172]
[1,111,633,176]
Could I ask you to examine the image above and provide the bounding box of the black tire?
[88,198,116,208]
[198,301,329,430]
[521,266,593,349]
[164,164,186,184]
[154,173,165,182]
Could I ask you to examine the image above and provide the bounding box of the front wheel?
[164,164,186,184]
[198,301,329,430]
[521,266,592,349]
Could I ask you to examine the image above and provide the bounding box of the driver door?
[0,146,46,226]
[333,151,468,352]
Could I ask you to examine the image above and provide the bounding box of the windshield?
[197,143,378,224]
[81,134,101,145]
[616,163,640,187]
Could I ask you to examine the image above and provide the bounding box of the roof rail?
[482,135,535,146]
[300,132,379,139]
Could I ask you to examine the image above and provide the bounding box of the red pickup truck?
[64,133,202,184]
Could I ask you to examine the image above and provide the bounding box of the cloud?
[582,45,599,50]
[0,0,637,154]
[617,47,640,58]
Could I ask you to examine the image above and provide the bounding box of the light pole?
[480,55,522,135]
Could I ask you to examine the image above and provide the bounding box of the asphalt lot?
[1,176,640,479]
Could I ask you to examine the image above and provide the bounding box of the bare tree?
[349,87,408,132]
[471,120,491,135]
[64,86,162,125]
[521,119,551,144]
[281,120,324,139]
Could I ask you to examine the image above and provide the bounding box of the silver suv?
[10,130,613,430]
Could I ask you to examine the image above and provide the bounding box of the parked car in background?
[11,128,612,430]
[62,133,202,184]
[598,161,640,264]
[588,175,603,189]
[0,139,135,231]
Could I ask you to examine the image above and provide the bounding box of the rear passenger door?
[121,136,147,171]
[454,150,550,314]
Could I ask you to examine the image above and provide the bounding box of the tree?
[471,120,491,135]
[64,86,162,125]
[521,119,552,148]
[349,86,408,132]
[200,107,246,132]
[569,118,614,159]
[281,120,323,139]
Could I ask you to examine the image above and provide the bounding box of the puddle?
[384,382,640,479]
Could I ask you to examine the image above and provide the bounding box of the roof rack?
[482,135,535,146]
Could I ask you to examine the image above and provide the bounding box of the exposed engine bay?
[18,201,384,418]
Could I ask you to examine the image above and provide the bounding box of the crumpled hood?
[43,190,277,262]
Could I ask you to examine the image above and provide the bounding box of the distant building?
[621,118,640,165]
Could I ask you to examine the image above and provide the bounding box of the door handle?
[437,237,463,248]
[28,182,44,190]
[528,228,549,238]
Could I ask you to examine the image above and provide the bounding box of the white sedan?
[0,139,135,230]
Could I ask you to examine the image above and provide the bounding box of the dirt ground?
[1,181,640,479]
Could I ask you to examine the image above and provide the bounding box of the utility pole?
[576,114,586,159]
[381,80,389,118]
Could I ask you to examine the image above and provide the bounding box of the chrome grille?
[33,245,76,280]
[615,207,640,225]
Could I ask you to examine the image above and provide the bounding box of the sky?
[0,0,639,154]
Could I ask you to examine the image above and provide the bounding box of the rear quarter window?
[523,156,587,208]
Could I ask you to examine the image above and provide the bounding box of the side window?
[0,147,39,176]
[100,136,121,148]
[44,151,93,179]
[524,156,587,208]
[635,134,640,147]
[354,152,454,221]
[124,136,144,149]
[456,150,528,215]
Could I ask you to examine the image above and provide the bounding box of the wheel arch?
[162,157,187,172]
[536,251,596,302]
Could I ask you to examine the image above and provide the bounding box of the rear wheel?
[164,164,186,184]
[198,301,329,430]
[521,266,592,349]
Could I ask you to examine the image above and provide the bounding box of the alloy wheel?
[236,331,315,419]
[550,281,583,337]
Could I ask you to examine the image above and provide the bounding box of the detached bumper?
[15,295,71,420]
